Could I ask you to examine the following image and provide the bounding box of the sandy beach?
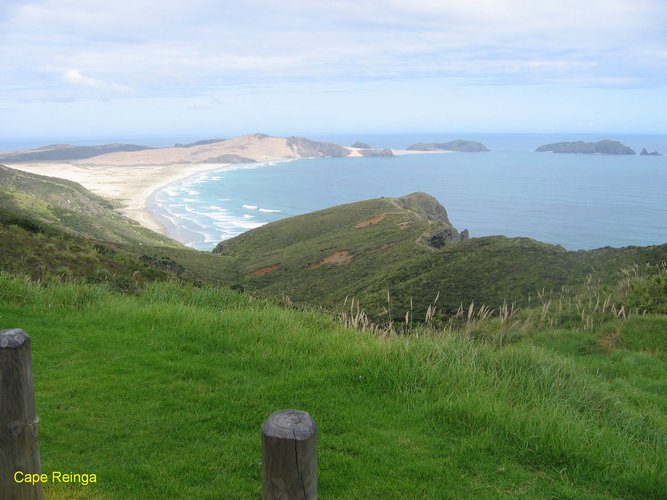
[4,135,453,238]
[7,162,233,235]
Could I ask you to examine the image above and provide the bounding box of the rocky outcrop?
[407,140,489,152]
[536,140,635,155]
[286,137,350,158]
[351,141,371,149]
[640,148,662,156]
[393,192,469,249]
[394,192,450,223]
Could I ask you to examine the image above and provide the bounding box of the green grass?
[211,193,667,321]
[0,165,179,247]
[1,275,665,499]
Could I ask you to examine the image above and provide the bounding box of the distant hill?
[407,140,489,152]
[0,164,179,247]
[351,141,372,149]
[174,138,226,148]
[285,136,350,157]
[0,143,153,162]
[210,192,667,319]
[72,133,352,166]
[536,140,635,155]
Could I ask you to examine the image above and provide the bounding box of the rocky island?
[535,140,635,155]
[640,148,662,156]
[407,140,489,152]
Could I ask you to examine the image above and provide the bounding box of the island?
[535,140,635,155]
[406,140,489,152]
[350,141,372,149]
[640,148,662,156]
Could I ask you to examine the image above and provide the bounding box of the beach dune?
[4,133,450,237]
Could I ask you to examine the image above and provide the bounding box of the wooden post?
[0,329,43,500]
[262,409,317,500]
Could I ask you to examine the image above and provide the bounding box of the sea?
[3,134,666,251]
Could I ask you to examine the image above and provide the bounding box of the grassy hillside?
[0,165,179,247]
[212,193,667,321]
[0,275,665,498]
[0,165,239,289]
[0,163,665,498]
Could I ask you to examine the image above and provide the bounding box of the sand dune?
[5,134,451,237]
[78,134,328,166]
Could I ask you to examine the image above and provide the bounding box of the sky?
[1,0,666,140]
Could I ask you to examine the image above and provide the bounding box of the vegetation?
[212,193,667,321]
[0,144,152,163]
[535,140,635,155]
[0,272,665,499]
[0,165,179,247]
[1,164,665,497]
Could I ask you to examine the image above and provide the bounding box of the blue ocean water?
[151,136,667,251]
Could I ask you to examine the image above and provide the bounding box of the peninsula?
[0,133,436,236]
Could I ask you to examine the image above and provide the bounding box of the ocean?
[149,134,667,251]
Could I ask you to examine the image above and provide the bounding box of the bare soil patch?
[254,264,279,276]
[310,250,353,269]
[354,213,389,228]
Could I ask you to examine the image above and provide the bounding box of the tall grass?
[338,262,667,342]
[0,272,665,497]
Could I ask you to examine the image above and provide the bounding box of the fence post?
[0,329,43,500]
[261,409,317,500]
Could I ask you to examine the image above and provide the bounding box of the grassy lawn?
[1,276,665,498]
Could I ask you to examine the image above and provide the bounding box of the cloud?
[1,0,665,105]
[62,69,133,96]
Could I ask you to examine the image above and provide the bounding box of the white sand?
[7,162,232,235]
[6,135,454,237]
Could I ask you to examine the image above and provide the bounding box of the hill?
[71,133,352,166]
[536,140,635,155]
[173,138,226,148]
[2,167,665,324]
[0,143,153,162]
[1,168,666,497]
[407,140,489,152]
[211,193,667,320]
[0,134,355,167]
[0,165,178,247]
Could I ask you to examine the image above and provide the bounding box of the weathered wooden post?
[261,409,317,500]
[0,329,43,500]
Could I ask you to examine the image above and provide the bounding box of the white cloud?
[1,0,664,99]
[62,69,133,95]
[0,0,666,138]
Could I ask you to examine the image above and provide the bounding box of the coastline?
[5,161,233,237]
[3,148,450,242]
